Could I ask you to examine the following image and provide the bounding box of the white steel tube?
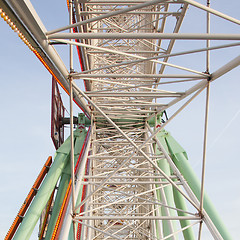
[199,2,211,238]
[6,0,91,116]
[75,216,200,220]
[161,221,201,240]
[83,176,177,179]
[59,131,91,240]
[73,74,204,79]
[75,221,122,240]
[78,11,180,15]
[72,83,200,211]
[48,33,240,40]
[55,39,206,76]
[69,1,76,238]
[211,55,240,81]
[69,78,76,240]
[69,2,73,73]
[85,92,182,97]
[77,181,182,184]
[157,3,188,81]
[146,123,202,207]
[206,0,210,73]
[146,124,224,240]
[147,80,207,121]
[70,41,239,76]
[79,185,175,209]
[46,0,170,35]
[159,186,177,239]
[200,83,210,214]
[181,0,240,25]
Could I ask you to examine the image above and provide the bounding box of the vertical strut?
[69,0,76,238]
[198,1,211,238]
[2,1,238,239]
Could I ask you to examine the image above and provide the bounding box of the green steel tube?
[155,185,162,239]
[164,134,232,240]
[44,172,71,240]
[157,158,178,239]
[13,137,71,240]
[172,184,195,239]
[154,217,161,239]
[156,131,178,239]
[69,129,89,240]
[46,128,87,240]
[13,128,88,240]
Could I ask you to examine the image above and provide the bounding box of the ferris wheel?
[1,0,240,239]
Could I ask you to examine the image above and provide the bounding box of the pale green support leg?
[13,137,72,240]
[59,128,88,240]
[172,183,195,239]
[156,159,178,239]
[44,172,71,240]
[154,217,161,239]
[163,132,232,240]
[155,131,178,240]
[67,127,88,240]
[155,184,162,239]
[13,127,88,240]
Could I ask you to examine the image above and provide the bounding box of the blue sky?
[0,0,240,239]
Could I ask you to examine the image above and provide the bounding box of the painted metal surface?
[12,140,71,240]
[163,132,232,240]
[4,157,52,240]
[1,0,239,239]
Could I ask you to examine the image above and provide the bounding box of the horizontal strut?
[49,33,240,40]
[75,216,200,220]
[72,74,205,79]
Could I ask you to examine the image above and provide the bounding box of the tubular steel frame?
[1,0,240,239]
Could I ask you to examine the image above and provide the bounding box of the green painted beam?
[13,137,72,240]
[13,127,88,240]
[172,184,195,239]
[44,172,70,240]
[153,174,162,238]
[163,132,232,240]
[157,130,194,239]
[45,128,88,240]
[155,150,178,239]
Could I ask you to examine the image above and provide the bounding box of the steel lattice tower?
[1,0,240,239]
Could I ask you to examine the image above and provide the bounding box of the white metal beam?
[6,0,91,116]
[49,33,240,40]
[46,0,170,35]
[181,0,240,25]
[211,55,240,81]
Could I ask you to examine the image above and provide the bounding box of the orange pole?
[4,157,52,240]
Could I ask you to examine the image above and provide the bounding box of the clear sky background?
[0,0,239,239]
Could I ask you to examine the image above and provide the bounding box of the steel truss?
[1,0,240,239]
